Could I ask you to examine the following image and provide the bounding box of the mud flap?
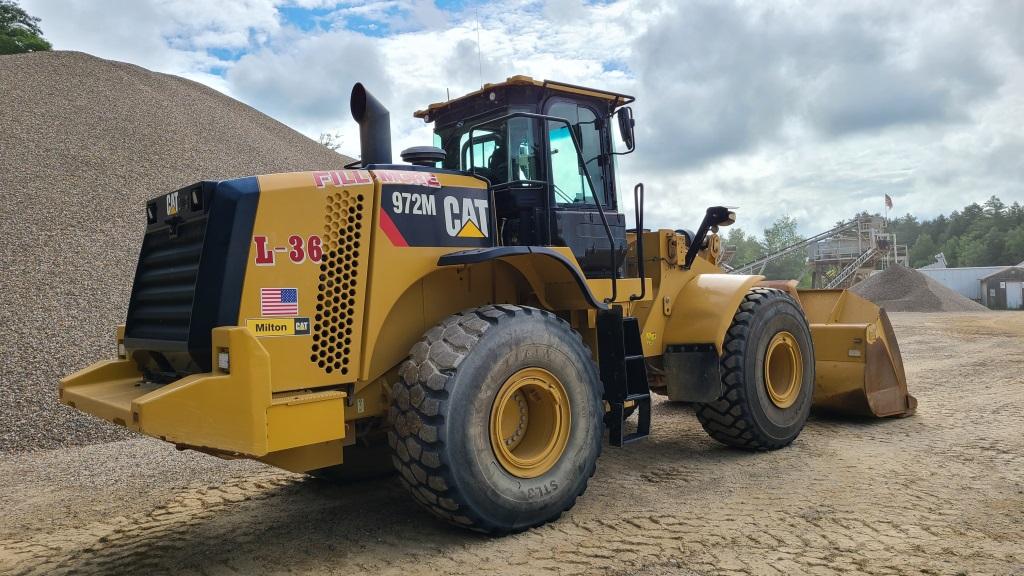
[663,344,722,403]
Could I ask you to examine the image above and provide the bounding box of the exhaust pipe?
[350,83,392,165]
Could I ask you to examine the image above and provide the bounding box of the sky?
[21,0,1024,236]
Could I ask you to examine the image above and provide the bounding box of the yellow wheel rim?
[765,331,803,409]
[489,367,571,479]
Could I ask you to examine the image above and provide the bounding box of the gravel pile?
[851,264,989,312]
[0,51,351,452]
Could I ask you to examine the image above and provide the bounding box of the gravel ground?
[1,312,1021,576]
[851,264,988,312]
[0,51,351,452]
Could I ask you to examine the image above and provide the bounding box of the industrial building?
[917,266,1006,302]
[917,257,1024,309]
[980,267,1024,310]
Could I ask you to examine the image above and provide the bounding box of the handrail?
[825,247,879,288]
[629,183,646,301]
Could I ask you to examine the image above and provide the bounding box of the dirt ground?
[1,312,1022,576]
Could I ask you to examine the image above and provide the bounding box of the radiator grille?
[125,217,206,342]
[311,190,365,375]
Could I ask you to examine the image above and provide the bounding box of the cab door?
[543,100,626,278]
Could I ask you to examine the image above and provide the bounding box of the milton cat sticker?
[380,184,490,247]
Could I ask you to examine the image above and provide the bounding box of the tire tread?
[387,305,602,534]
[695,287,810,451]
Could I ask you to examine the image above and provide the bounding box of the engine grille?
[125,217,206,342]
[311,190,366,376]
[123,177,258,376]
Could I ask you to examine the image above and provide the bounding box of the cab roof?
[413,75,635,120]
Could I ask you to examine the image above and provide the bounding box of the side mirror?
[616,107,635,152]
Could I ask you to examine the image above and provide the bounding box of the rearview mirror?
[616,107,635,152]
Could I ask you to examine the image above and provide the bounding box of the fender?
[664,273,764,354]
[438,246,610,310]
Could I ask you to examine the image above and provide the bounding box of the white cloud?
[25,0,1024,238]
[226,28,390,138]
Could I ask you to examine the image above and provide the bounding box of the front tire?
[388,305,604,534]
[695,288,815,450]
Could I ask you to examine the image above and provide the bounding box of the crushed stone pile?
[0,51,351,452]
[851,265,989,312]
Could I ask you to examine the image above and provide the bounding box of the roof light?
[217,350,230,372]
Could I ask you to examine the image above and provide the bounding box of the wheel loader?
[60,77,916,534]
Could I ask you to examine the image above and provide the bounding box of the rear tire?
[388,305,604,534]
[695,288,814,450]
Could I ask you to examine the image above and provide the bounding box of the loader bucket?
[796,289,917,418]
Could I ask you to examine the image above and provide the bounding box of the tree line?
[724,195,1024,281]
[892,196,1024,268]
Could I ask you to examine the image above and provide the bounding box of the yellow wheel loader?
[60,77,916,534]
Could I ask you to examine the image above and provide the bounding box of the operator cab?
[414,76,636,278]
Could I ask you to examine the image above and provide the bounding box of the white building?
[917,266,1007,302]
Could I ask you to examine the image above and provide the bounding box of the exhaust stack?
[350,83,392,165]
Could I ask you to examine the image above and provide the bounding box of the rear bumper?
[60,326,347,470]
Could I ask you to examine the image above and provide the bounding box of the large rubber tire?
[695,288,815,451]
[387,305,604,534]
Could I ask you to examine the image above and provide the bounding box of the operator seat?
[487,143,508,185]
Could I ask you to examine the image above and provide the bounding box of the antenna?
[475,8,483,88]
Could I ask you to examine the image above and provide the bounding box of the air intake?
[400,146,446,167]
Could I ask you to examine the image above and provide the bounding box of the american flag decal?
[260,288,299,316]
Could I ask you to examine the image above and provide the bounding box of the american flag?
[261,288,298,316]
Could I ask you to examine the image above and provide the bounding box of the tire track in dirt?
[1,312,1022,575]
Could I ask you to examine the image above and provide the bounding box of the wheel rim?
[489,367,571,479]
[764,331,802,409]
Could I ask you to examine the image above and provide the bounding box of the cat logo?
[165,191,179,216]
[443,196,489,238]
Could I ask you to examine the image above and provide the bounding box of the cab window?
[451,118,538,185]
[546,101,605,207]
[459,128,498,172]
[548,122,594,205]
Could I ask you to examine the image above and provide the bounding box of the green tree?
[723,227,763,268]
[1008,202,1024,228]
[909,233,938,268]
[958,233,988,267]
[0,0,51,55]
[761,216,807,281]
[892,213,921,249]
[1005,225,1024,264]
[983,195,1006,218]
